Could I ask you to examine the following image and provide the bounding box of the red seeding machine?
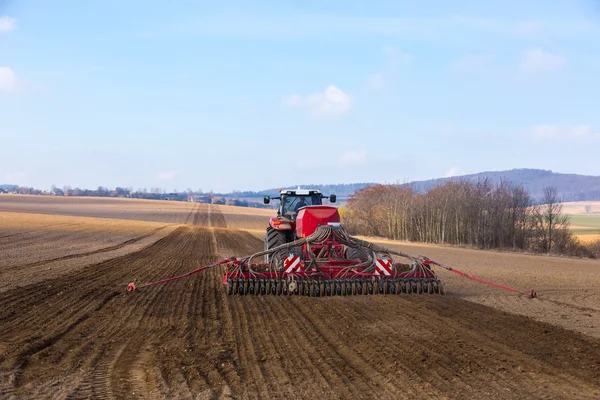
[128,188,536,298]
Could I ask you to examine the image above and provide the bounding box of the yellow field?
[559,201,600,242]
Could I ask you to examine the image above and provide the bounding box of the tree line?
[1,185,268,208]
[343,179,600,258]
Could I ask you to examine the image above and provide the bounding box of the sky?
[1,0,600,193]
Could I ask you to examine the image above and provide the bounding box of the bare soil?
[363,237,600,339]
[0,194,198,224]
[0,212,178,293]
[1,197,599,399]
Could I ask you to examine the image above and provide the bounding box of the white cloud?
[529,124,599,140]
[337,149,367,166]
[519,48,566,73]
[452,53,492,72]
[282,85,352,118]
[0,67,18,92]
[0,16,16,33]
[444,166,461,178]
[157,171,176,181]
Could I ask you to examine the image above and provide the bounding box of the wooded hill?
[230,169,600,201]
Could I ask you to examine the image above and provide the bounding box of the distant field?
[0,194,197,223]
[559,201,600,242]
[562,201,600,215]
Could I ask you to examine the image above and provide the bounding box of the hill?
[227,169,600,202]
[407,169,600,201]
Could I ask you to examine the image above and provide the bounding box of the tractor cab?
[280,192,323,219]
[264,188,336,221]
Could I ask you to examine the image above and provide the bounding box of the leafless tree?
[538,186,570,253]
[345,179,568,253]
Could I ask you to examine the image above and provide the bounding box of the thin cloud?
[159,13,561,39]
[513,20,542,35]
[0,16,16,33]
[365,73,385,90]
[157,171,176,181]
[282,85,352,118]
[444,166,461,178]
[3,172,27,183]
[366,46,412,90]
[452,53,492,72]
[296,159,322,168]
[0,67,18,92]
[519,48,566,73]
[529,124,599,140]
[297,150,367,168]
[382,46,413,66]
[337,149,367,166]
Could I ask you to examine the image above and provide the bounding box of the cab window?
[282,195,322,217]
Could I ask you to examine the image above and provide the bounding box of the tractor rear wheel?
[265,227,287,263]
[345,247,372,262]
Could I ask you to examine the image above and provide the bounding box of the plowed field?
[1,196,599,399]
[0,195,198,224]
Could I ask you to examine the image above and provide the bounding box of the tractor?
[222,188,443,296]
[263,188,337,263]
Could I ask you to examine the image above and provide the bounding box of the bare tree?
[539,186,570,253]
[345,181,579,255]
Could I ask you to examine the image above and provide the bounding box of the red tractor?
[222,188,443,296]
[263,188,338,263]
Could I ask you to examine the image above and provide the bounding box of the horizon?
[2,167,599,194]
[2,1,600,192]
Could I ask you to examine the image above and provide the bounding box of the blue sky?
[1,1,600,192]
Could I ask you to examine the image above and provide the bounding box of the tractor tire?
[345,247,372,263]
[264,227,287,263]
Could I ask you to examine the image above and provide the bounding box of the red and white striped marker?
[283,255,301,273]
[374,259,393,276]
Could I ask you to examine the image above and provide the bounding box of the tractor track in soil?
[0,217,599,398]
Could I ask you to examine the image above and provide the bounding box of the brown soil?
[0,212,178,293]
[1,197,600,398]
[0,195,197,224]
[0,224,599,399]
[369,238,600,339]
[0,195,272,230]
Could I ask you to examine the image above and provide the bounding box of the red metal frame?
[223,259,436,284]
